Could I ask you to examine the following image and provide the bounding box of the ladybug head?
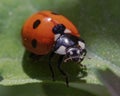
[64,46,87,63]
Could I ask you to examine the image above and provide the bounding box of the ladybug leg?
[49,52,55,81]
[57,55,69,87]
[79,63,88,78]
[80,49,87,62]
[79,49,87,78]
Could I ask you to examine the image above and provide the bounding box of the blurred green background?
[0,0,120,96]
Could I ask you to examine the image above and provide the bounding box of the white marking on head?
[70,51,73,55]
[55,46,66,55]
[78,41,85,49]
[54,28,71,41]
[64,29,71,33]
[54,34,60,41]
[77,50,80,54]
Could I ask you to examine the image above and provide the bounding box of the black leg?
[80,49,87,62]
[48,52,55,81]
[57,55,69,87]
[79,64,87,78]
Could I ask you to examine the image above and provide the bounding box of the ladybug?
[21,10,87,87]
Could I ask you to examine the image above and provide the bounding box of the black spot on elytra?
[31,39,37,48]
[51,12,59,15]
[33,19,41,29]
[52,24,66,34]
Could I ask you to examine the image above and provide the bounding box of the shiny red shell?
[21,11,80,55]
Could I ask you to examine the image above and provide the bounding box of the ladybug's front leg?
[57,55,69,87]
[49,52,55,81]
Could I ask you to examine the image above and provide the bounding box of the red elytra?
[21,11,80,55]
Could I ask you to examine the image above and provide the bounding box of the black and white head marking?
[53,24,72,41]
[78,41,85,49]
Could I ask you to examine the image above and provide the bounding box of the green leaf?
[97,69,120,96]
[0,0,120,95]
[0,82,110,96]
[70,83,110,96]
